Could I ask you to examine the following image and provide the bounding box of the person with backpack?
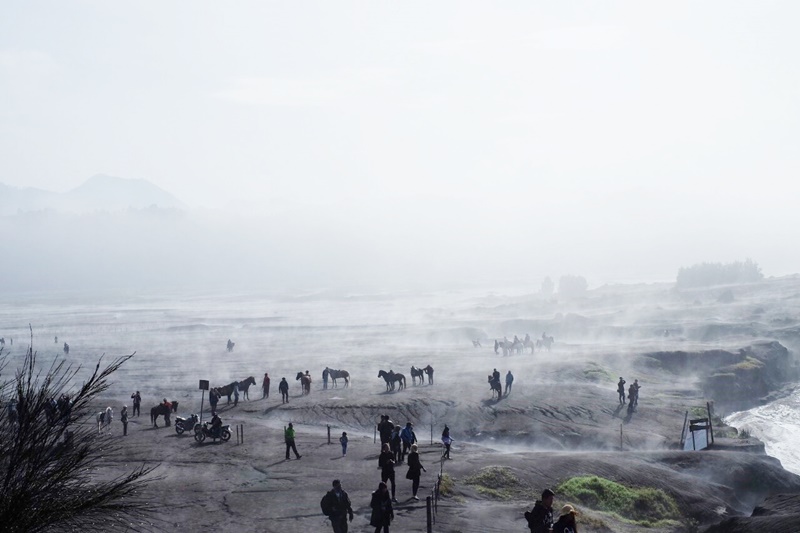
[525,488,555,533]
[321,479,354,533]
[284,423,301,460]
[399,422,416,463]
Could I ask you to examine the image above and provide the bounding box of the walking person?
[284,422,302,460]
[321,479,354,533]
[279,377,290,403]
[130,391,141,417]
[209,388,219,413]
[400,422,417,463]
[505,371,514,396]
[340,432,348,456]
[262,372,271,399]
[369,481,394,533]
[617,377,626,404]
[120,405,128,436]
[525,488,555,533]
[390,425,402,463]
[379,443,398,502]
[553,504,579,533]
[632,379,641,407]
[406,444,426,500]
[441,425,452,459]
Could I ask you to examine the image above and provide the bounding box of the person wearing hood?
[552,504,578,533]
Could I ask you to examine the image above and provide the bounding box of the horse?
[226,339,235,352]
[494,339,511,356]
[424,365,434,385]
[295,372,312,395]
[523,336,535,354]
[488,376,502,399]
[410,366,425,386]
[63,342,69,355]
[472,339,482,348]
[150,404,171,427]
[536,335,555,351]
[378,370,405,391]
[237,376,257,400]
[96,406,113,434]
[511,338,524,355]
[215,382,240,404]
[326,368,350,388]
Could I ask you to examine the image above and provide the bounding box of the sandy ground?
[4,278,800,532]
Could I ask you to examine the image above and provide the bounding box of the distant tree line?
[676,259,763,289]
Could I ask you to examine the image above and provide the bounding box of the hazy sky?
[1,2,799,288]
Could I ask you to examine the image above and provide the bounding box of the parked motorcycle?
[194,421,231,443]
[175,414,199,435]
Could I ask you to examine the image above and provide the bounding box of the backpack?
[321,493,333,516]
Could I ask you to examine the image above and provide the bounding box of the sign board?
[199,380,209,391]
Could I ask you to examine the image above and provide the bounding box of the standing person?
[262,373,271,399]
[505,371,514,396]
[209,389,219,413]
[120,405,128,436]
[323,367,329,390]
[632,379,641,407]
[369,481,394,533]
[379,443,398,502]
[390,425,402,463]
[130,391,141,417]
[233,382,240,407]
[617,377,626,404]
[340,432,348,456]
[399,422,417,463]
[321,479,354,533]
[279,377,290,403]
[379,414,394,446]
[441,425,452,459]
[627,383,637,411]
[405,444,426,500]
[284,422,301,460]
[553,504,579,533]
[492,368,500,384]
[525,488,555,533]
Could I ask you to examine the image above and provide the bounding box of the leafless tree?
[0,327,161,532]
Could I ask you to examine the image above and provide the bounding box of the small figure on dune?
[472,339,481,348]
[279,377,289,403]
[340,431,348,456]
[226,339,235,352]
[525,488,555,533]
[617,377,626,405]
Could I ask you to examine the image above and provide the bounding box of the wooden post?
[680,411,689,447]
[430,423,433,446]
[241,424,244,445]
[620,424,623,451]
[707,401,715,446]
[374,425,377,444]
[327,424,331,445]
[426,496,433,533]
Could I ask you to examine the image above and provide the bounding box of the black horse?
[378,370,405,391]
[215,382,241,404]
[488,375,502,399]
[410,366,425,386]
[151,404,171,427]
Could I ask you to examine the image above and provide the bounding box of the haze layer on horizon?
[1,2,799,293]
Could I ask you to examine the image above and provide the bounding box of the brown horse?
[325,368,350,388]
[295,372,312,395]
[237,376,257,400]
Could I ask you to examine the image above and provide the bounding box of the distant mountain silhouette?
[0,174,184,213]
